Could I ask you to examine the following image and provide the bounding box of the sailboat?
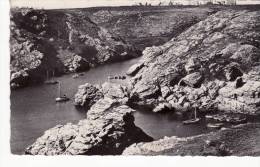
[45,70,58,84]
[183,107,201,125]
[55,82,70,102]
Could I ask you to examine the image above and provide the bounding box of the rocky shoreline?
[123,123,260,156]
[21,9,260,156]
[25,82,153,155]
[127,9,260,115]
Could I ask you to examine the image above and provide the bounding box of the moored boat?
[207,123,224,129]
[183,118,201,125]
[55,82,70,103]
[183,107,201,125]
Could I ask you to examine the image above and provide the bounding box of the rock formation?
[74,83,103,109]
[26,97,153,155]
[26,82,152,155]
[127,10,260,115]
[10,8,138,89]
[123,123,260,156]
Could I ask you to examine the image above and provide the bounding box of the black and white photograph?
[1,0,260,166]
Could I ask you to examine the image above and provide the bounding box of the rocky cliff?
[10,8,138,89]
[127,10,260,115]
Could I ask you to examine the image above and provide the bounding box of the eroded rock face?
[10,70,30,89]
[217,81,260,115]
[128,10,260,115]
[179,72,204,88]
[126,63,144,76]
[25,98,153,155]
[123,123,260,156]
[74,83,103,109]
[10,8,139,89]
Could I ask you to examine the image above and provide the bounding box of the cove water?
[11,57,211,155]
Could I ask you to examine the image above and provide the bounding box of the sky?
[10,0,260,9]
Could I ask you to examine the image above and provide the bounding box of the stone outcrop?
[217,80,260,115]
[25,97,153,155]
[179,72,204,88]
[123,123,260,156]
[74,83,103,109]
[128,10,260,115]
[126,63,144,76]
[64,55,90,72]
[101,82,130,104]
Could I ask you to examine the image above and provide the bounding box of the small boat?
[45,80,59,84]
[228,117,247,124]
[108,76,114,80]
[207,123,224,129]
[78,73,84,76]
[55,82,70,102]
[55,96,70,102]
[45,70,58,84]
[205,115,214,119]
[183,107,201,125]
[72,74,79,79]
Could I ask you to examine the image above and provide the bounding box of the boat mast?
[58,82,61,97]
[194,107,197,119]
[46,70,49,80]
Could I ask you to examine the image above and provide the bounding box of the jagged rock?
[161,86,172,99]
[25,98,153,155]
[65,55,90,72]
[101,82,128,100]
[74,83,103,108]
[225,63,243,81]
[126,62,144,76]
[135,85,161,100]
[217,81,260,115]
[127,10,260,114]
[10,70,29,89]
[153,103,172,113]
[185,58,201,74]
[101,82,131,105]
[179,72,204,88]
[123,123,260,156]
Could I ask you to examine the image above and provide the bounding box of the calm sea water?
[11,57,211,155]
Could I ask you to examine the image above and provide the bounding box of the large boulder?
[179,72,204,88]
[65,55,90,72]
[102,82,128,100]
[74,83,103,109]
[25,98,153,155]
